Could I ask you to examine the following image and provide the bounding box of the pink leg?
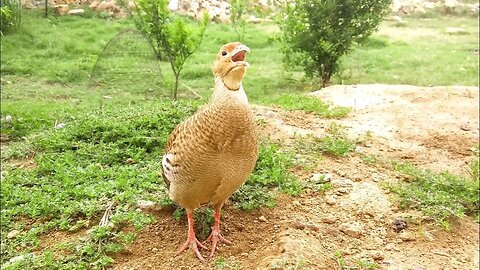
[175,209,209,262]
[204,205,232,257]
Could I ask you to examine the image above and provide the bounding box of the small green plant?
[277,0,392,86]
[194,207,214,240]
[334,251,378,270]
[0,0,21,35]
[231,141,302,211]
[229,0,248,42]
[263,93,350,118]
[387,162,480,228]
[468,145,479,181]
[215,257,240,270]
[356,258,378,269]
[132,0,209,99]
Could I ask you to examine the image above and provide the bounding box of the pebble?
[321,214,337,224]
[292,200,301,207]
[339,222,364,238]
[258,215,267,222]
[398,231,416,241]
[325,196,336,205]
[136,200,156,210]
[336,188,350,195]
[311,173,332,183]
[152,247,158,252]
[392,218,407,232]
[371,252,384,261]
[7,230,20,239]
[385,243,397,251]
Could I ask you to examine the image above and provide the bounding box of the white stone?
[68,8,85,15]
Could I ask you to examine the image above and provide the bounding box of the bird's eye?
[221,51,227,56]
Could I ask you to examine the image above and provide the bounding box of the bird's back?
[162,98,258,209]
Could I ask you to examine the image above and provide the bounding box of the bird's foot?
[176,235,209,262]
[203,228,232,258]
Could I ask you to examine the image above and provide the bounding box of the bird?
[161,42,259,261]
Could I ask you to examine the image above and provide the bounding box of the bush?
[277,0,391,87]
[0,0,21,35]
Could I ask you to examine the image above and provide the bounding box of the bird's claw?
[176,237,209,262]
[203,229,232,258]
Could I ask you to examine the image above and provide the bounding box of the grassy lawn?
[1,9,479,269]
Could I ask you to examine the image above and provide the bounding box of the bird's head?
[212,42,250,91]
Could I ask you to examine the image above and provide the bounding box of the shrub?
[277,0,392,87]
[0,0,21,35]
[131,0,208,99]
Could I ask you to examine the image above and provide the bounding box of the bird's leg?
[175,209,209,262]
[204,205,232,257]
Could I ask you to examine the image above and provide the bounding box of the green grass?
[1,99,303,268]
[387,162,480,228]
[231,141,302,211]
[261,93,350,118]
[293,123,356,158]
[338,15,479,86]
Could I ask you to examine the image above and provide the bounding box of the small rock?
[325,196,336,205]
[339,222,364,238]
[68,9,85,15]
[54,4,69,15]
[371,252,384,261]
[7,230,20,239]
[292,200,301,207]
[136,200,156,210]
[460,124,470,131]
[9,253,35,264]
[5,115,12,122]
[392,218,407,232]
[311,173,332,183]
[258,215,267,222]
[321,214,337,224]
[336,188,350,194]
[398,231,416,241]
[290,221,305,230]
[55,123,66,129]
[385,243,396,251]
[125,158,135,164]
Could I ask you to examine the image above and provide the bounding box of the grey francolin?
[162,42,259,261]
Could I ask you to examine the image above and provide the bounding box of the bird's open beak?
[231,45,250,67]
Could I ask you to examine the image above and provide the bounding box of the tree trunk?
[173,72,180,100]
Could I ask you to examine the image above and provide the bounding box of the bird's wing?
[161,120,184,189]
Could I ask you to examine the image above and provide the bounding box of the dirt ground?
[48,85,480,269]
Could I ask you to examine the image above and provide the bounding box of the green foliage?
[387,162,480,228]
[194,207,214,240]
[231,141,302,211]
[334,251,378,270]
[0,100,198,267]
[230,0,248,42]
[263,93,350,118]
[215,257,240,270]
[277,0,392,86]
[469,145,479,181]
[0,0,21,35]
[132,0,209,99]
[293,124,355,158]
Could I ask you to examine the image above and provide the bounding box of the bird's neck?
[211,76,249,104]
